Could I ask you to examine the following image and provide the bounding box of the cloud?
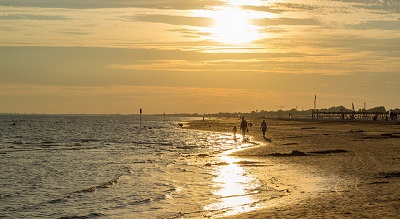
[0,14,68,20]
[133,14,212,27]
[273,2,320,11]
[254,18,320,26]
[335,0,400,12]
[58,30,90,36]
[241,5,284,14]
[0,0,223,9]
[109,60,207,72]
[350,20,400,30]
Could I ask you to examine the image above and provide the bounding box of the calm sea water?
[0,115,274,218]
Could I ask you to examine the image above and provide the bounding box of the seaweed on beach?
[349,130,364,133]
[234,160,260,165]
[309,149,348,154]
[369,181,389,185]
[380,133,400,138]
[362,133,400,139]
[204,162,229,166]
[268,150,307,157]
[378,171,400,179]
[197,153,209,157]
[283,142,298,146]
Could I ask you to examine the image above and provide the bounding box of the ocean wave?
[11,141,24,145]
[71,138,101,143]
[41,140,58,144]
[0,145,101,154]
[73,176,123,193]
[58,212,105,219]
[47,176,123,204]
[128,198,153,205]
[128,191,172,207]
[131,141,173,146]
[176,145,198,149]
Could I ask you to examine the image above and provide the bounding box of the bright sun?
[210,8,259,44]
[204,7,260,45]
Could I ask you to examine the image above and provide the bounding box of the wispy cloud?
[133,14,212,27]
[0,14,68,20]
[350,21,400,30]
[254,17,320,26]
[0,0,223,9]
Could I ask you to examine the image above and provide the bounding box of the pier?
[312,110,390,121]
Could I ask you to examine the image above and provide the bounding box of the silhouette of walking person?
[240,117,248,138]
[260,120,267,139]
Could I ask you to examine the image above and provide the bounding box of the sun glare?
[194,6,262,45]
[210,7,260,45]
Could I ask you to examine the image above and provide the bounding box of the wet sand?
[186,118,400,218]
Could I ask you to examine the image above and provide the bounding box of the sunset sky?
[1,0,399,114]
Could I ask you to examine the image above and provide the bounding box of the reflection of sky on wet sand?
[204,148,261,217]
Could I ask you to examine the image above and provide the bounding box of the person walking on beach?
[233,126,237,138]
[240,117,248,137]
[260,120,268,138]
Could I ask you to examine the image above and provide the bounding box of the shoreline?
[185,117,400,218]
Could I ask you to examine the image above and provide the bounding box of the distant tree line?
[179,106,399,118]
[159,105,399,119]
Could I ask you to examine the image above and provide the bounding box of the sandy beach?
[186,117,400,218]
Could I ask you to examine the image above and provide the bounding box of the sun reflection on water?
[204,149,261,217]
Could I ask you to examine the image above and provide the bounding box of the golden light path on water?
[204,138,261,217]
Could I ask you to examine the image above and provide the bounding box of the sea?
[0,114,276,219]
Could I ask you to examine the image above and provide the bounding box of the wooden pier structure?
[312,110,390,121]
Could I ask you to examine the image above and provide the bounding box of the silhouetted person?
[390,111,398,120]
[260,120,267,138]
[233,126,237,137]
[240,117,248,137]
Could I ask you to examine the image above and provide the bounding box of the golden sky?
[1,0,399,114]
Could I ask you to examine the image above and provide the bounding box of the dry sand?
[186,117,400,218]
